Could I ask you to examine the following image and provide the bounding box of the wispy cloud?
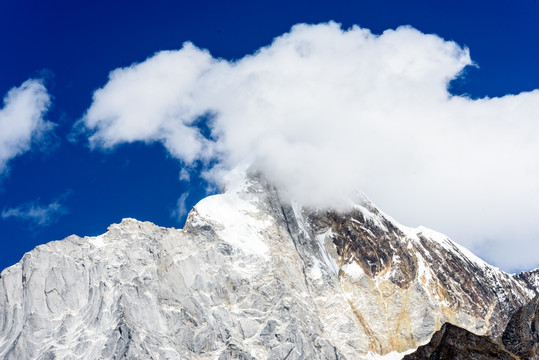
[81,22,539,271]
[171,192,190,220]
[2,193,70,227]
[0,79,52,174]
[179,168,190,182]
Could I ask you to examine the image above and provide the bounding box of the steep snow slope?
[0,176,537,359]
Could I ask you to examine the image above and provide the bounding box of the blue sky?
[1,0,538,272]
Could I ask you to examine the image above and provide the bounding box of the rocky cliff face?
[502,295,539,359]
[0,177,537,359]
[304,204,537,348]
[401,322,517,360]
[402,294,539,360]
[516,270,539,297]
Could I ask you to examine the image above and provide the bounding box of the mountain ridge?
[0,176,537,359]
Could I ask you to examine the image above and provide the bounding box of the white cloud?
[0,79,52,174]
[172,192,190,220]
[2,195,68,226]
[179,168,190,182]
[82,22,539,272]
[83,45,216,164]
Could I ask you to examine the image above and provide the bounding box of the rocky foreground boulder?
[404,295,539,360]
[503,295,539,360]
[402,322,516,360]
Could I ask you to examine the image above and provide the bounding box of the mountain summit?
[0,176,537,359]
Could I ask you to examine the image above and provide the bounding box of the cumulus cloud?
[0,79,52,174]
[2,194,69,227]
[82,22,539,271]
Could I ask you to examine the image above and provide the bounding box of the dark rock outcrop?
[502,295,539,360]
[404,295,539,360]
[402,322,516,360]
[515,269,539,294]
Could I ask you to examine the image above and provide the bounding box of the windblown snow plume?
[82,22,539,271]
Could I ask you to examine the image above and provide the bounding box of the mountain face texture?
[401,322,517,360]
[402,295,539,360]
[502,295,539,359]
[0,176,537,359]
[516,270,539,293]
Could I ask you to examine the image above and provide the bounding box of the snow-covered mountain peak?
[0,176,537,359]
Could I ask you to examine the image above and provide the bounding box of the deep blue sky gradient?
[1,0,538,270]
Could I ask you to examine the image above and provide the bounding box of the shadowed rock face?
[404,295,539,360]
[306,201,538,345]
[402,323,517,360]
[516,269,539,292]
[315,209,418,287]
[502,295,539,360]
[0,176,537,359]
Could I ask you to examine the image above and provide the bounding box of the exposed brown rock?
[306,201,538,338]
[502,295,539,360]
[315,208,418,287]
[402,323,517,360]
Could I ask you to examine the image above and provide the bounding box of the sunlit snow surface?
[365,348,416,360]
[194,192,272,256]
